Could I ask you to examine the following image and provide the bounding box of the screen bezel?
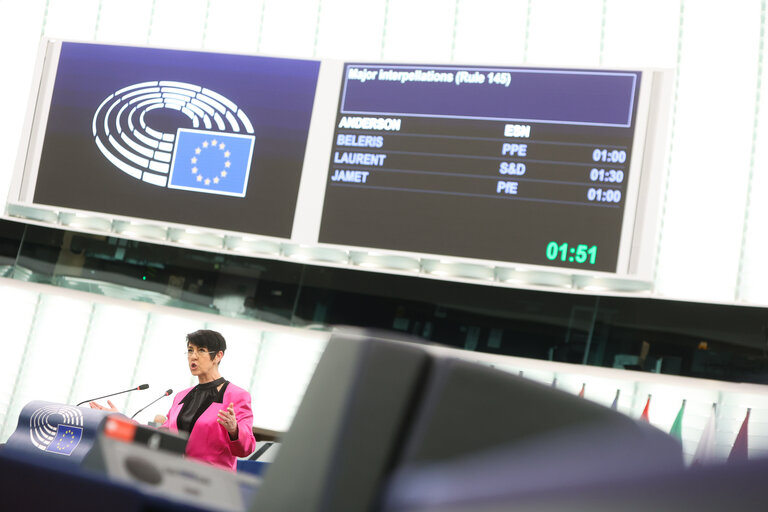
[7,40,670,284]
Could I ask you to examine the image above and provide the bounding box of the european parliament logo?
[45,425,84,456]
[29,404,84,456]
[168,129,254,197]
[92,81,255,197]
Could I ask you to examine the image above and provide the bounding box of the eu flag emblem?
[168,129,255,197]
[45,425,83,456]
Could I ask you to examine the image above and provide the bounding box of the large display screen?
[12,43,667,279]
[318,64,645,273]
[30,42,320,237]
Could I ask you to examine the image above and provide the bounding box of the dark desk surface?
[252,425,282,442]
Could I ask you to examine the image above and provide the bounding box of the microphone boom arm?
[131,389,173,420]
[76,384,149,406]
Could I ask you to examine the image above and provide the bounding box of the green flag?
[669,399,686,440]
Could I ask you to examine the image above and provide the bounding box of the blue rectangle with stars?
[45,424,83,456]
[168,128,255,197]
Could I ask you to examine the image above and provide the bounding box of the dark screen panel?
[33,42,320,238]
[319,64,643,272]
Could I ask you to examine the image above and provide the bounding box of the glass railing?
[1,218,767,385]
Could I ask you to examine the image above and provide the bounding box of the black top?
[177,377,229,435]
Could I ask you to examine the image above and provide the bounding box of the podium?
[3,400,112,464]
[1,401,259,511]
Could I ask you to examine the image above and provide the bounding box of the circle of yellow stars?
[190,138,231,186]
[54,428,78,452]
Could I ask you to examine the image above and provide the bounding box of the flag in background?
[692,403,717,466]
[640,394,651,422]
[611,389,620,410]
[727,408,750,464]
[669,399,686,440]
[168,128,255,197]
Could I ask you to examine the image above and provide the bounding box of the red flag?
[727,408,750,463]
[578,383,585,398]
[640,394,651,422]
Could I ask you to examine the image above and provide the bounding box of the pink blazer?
[162,382,257,471]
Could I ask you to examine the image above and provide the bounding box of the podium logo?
[92,81,255,197]
[29,405,84,456]
[45,425,84,456]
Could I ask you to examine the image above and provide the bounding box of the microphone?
[131,389,173,420]
[76,384,149,406]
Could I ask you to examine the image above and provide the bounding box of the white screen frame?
[5,39,673,290]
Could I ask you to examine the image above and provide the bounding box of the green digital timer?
[545,242,598,265]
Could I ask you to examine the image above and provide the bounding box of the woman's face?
[187,343,218,376]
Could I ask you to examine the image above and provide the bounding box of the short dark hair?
[187,329,227,355]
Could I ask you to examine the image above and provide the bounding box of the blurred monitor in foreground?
[251,329,683,512]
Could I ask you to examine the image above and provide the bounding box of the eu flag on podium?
[168,128,255,197]
[45,425,83,456]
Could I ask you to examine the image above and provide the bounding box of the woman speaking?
[92,329,256,471]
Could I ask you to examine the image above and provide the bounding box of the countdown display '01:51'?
[545,242,597,265]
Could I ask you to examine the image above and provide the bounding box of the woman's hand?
[217,402,239,440]
[89,400,118,412]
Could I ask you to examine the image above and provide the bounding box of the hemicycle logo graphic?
[92,81,255,197]
[29,404,84,456]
